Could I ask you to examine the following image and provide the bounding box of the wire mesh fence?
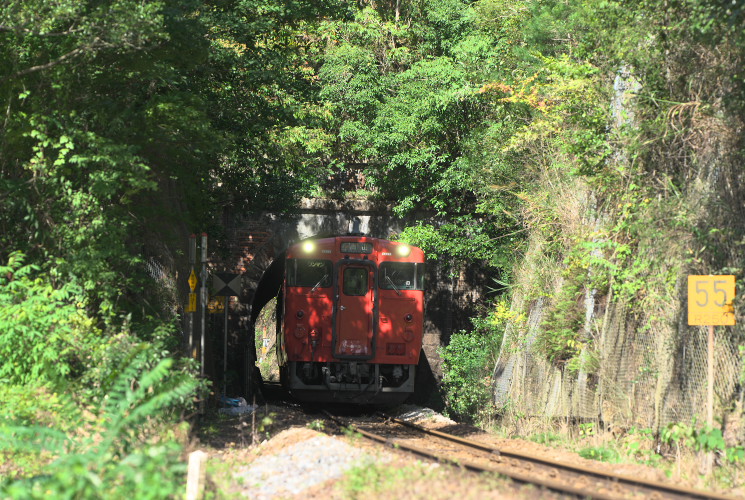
[493,280,744,437]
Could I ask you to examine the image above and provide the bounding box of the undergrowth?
[440,298,521,422]
[517,420,745,489]
[0,355,198,498]
[0,252,204,498]
[342,461,416,498]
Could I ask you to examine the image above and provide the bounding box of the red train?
[277,235,425,404]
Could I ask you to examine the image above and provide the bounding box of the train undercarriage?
[284,361,415,405]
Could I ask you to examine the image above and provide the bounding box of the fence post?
[185,450,207,500]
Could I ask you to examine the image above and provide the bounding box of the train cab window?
[343,267,369,296]
[379,262,425,291]
[286,259,332,288]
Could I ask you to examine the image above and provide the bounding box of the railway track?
[322,410,733,500]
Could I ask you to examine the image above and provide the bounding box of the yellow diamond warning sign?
[188,269,198,291]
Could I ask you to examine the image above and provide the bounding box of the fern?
[0,352,197,499]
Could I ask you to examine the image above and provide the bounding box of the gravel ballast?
[235,433,375,499]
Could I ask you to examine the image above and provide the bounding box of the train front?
[279,236,425,404]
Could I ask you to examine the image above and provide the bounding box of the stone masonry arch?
[213,199,493,404]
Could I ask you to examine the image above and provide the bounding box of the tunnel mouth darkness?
[231,237,443,407]
[219,222,497,408]
[240,250,285,398]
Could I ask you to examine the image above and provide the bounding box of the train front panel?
[281,236,424,404]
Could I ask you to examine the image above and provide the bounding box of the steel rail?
[378,412,734,500]
[322,411,621,500]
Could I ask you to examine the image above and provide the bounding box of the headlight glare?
[396,245,411,257]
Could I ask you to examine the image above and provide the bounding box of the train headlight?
[302,241,315,253]
[396,244,411,257]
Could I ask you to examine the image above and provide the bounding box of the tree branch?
[3,47,86,81]
[1,36,107,82]
[0,25,81,37]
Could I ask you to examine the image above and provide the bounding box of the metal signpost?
[184,232,243,403]
[187,235,197,357]
[687,275,736,471]
[213,272,241,396]
[200,233,208,380]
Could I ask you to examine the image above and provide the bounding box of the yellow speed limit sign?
[688,275,736,326]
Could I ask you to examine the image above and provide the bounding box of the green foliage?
[0,250,203,495]
[0,385,77,431]
[397,217,510,268]
[307,419,325,431]
[1,1,214,327]
[440,303,513,421]
[660,421,697,454]
[201,0,344,213]
[0,354,197,498]
[532,178,687,370]
[530,432,561,445]
[0,251,201,397]
[661,422,745,465]
[256,413,276,441]
[0,253,101,387]
[341,426,363,442]
[341,461,420,499]
[440,330,493,420]
[2,1,744,488]
[536,266,588,368]
[578,445,620,463]
[1,0,343,325]
[486,0,743,377]
[579,422,595,437]
[314,0,528,268]
[621,427,662,466]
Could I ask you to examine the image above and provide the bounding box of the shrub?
[440,303,512,421]
[0,252,104,388]
[0,355,197,499]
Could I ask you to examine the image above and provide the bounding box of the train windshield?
[286,259,332,288]
[379,262,425,291]
[343,267,369,296]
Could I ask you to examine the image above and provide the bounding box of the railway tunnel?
[240,238,442,406]
[201,199,495,406]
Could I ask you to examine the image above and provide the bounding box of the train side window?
[343,267,368,296]
[287,259,332,288]
[379,262,424,290]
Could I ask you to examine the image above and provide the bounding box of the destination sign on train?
[340,242,373,254]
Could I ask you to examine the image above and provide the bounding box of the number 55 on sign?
[688,275,736,326]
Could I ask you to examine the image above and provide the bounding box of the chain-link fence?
[493,276,744,439]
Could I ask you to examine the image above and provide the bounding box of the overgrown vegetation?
[440,300,519,421]
[517,420,745,488]
[465,0,744,489]
[0,251,204,496]
[1,355,196,499]
[3,0,745,494]
[424,0,744,488]
[0,0,342,495]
